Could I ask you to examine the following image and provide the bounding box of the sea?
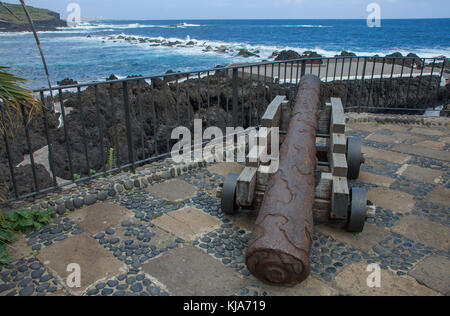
[0,19,449,89]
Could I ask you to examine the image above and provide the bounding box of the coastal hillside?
[0,2,66,31]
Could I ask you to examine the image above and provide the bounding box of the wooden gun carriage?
[216,75,375,285]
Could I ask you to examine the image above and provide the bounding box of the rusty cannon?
[216,75,374,285]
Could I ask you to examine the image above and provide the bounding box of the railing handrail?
[32,56,447,92]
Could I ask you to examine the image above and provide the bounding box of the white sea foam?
[0,21,204,36]
[58,21,204,30]
[94,33,448,60]
[280,24,332,28]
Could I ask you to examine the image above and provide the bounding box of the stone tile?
[207,162,244,177]
[335,262,439,296]
[358,171,396,187]
[316,224,390,253]
[381,125,411,132]
[37,234,125,295]
[68,203,134,235]
[415,140,446,150]
[248,275,339,296]
[146,179,198,202]
[424,187,450,207]
[392,144,450,162]
[391,215,449,251]
[440,136,450,144]
[346,123,381,133]
[399,164,443,184]
[367,132,424,144]
[152,207,220,241]
[362,146,411,164]
[409,255,450,295]
[152,215,193,241]
[367,187,415,214]
[233,212,258,232]
[410,127,445,137]
[148,227,177,250]
[8,235,32,262]
[142,244,245,296]
[170,207,220,232]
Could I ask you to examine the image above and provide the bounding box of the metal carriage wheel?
[346,136,362,180]
[347,187,367,233]
[221,173,240,215]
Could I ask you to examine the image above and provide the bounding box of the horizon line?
[66,17,450,21]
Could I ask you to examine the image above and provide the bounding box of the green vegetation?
[0,208,53,265]
[0,66,42,134]
[0,227,16,264]
[0,2,55,24]
[107,148,116,170]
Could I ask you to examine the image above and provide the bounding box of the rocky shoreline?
[0,4,66,32]
[99,35,449,72]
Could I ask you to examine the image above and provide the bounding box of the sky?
[4,0,450,20]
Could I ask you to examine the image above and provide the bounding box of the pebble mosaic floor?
[1,119,449,296]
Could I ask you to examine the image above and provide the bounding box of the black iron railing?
[0,56,447,204]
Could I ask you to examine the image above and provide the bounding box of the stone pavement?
[0,117,449,296]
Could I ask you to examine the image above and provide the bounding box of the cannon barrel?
[245,75,320,285]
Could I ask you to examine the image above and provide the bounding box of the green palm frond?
[0,66,42,135]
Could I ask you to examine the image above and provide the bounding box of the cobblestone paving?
[24,218,85,252]
[1,117,449,296]
[85,271,169,296]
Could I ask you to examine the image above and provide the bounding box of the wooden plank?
[313,199,331,223]
[258,127,272,150]
[314,199,331,211]
[256,184,268,192]
[237,167,258,207]
[330,153,348,177]
[280,100,292,132]
[261,95,285,127]
[315,172,332,200]
[330,133,346,154]
[252,190,265,211]
[257,168,271,187]
[330,97,345,134]
[317,102,331,135]
[331,176,349,220]
[246,145,268,167]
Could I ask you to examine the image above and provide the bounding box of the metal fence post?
[358,58,367,112]
[438,58,446,111]
[301,60,306,78]
[232,68,238,127]
[2,132,18,198]
[122,81,135,173]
